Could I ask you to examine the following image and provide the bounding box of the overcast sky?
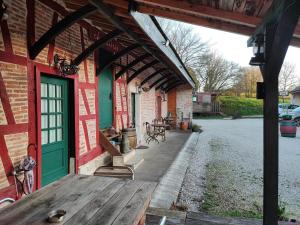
[193,25,300,80]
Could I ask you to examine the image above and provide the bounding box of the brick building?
[0,0,194,199]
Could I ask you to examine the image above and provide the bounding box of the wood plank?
[63,179,127,224]
[0,175,116,225]
[111,182,157,225]
[146,207,187,220]
[99,130,122,156]
[84,181,145,225]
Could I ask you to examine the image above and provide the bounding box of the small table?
[0,175,156,225]
[151,123,167,141]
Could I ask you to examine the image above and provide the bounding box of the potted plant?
[179,112,188,130]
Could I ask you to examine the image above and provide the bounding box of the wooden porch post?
[260,2,300,224]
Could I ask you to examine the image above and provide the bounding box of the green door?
[99,69,113,129]
[41,76,69,186]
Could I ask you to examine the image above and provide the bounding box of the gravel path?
[177,119,300,220]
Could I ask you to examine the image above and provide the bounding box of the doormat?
[135,145,149,149]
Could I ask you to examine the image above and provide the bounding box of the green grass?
[219,96,263,116]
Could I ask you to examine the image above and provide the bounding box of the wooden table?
[151,124,167,141]
[0,175,156,225]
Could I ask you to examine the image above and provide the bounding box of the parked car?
[292,107,300,126]
[279,104,299,117]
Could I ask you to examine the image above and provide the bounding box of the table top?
[0,174,156,225]
[151,123,167,127]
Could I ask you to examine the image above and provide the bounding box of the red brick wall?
[0,0,118,196]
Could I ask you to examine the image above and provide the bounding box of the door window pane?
[42,115,48,129]
[41,99,48,113]
[41,83,47,97]
[56,100,62,112]
[57,128,62,141]
[49,129,56,143]
[49,100,55,113]
[57,114,62,127]
[49,84,56,98]
[49,115,56,128]
[42,131,48,145]
[56,85,62,98]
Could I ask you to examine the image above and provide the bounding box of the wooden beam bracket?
[29,4,97,59]
[74,29,123,65]
[127,60,159,84]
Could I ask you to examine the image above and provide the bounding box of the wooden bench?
[0,174,156,225]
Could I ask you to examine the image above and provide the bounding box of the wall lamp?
[162,39,170,47]
[54,54,79,76]
[0,1,8,21]
[249,34,265,66]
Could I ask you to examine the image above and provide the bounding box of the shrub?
[219,96,263,116]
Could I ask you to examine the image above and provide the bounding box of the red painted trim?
[0,135,14,185]
[82,120,91,152]
[0,185,17,200]
[78,146,102,166]
[0,52,27,66]
[112,68,117,128]
[0,124,28,135]
[80,89,91,115]
[79,114,96,121]
[0,72,16,124]
[47,12,58,64]
[26,0,35,51]
[0,20,13,54]
[34,64,80,188]
[80,27,89,83]
[94,52,100,147]
[78,82,96,89]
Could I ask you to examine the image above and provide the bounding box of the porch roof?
[291,86,300,94]
[60,0,195,90]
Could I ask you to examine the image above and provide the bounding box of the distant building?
[193,92,220,115]
[290,86,300,105]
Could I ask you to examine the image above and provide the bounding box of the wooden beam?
[257,1,300,225]
[29,4,97,59]
[98,43,140,73]
[135,0,260,26]
[162,80,181,91]
[141,68,167,86]
[165,82,182,93]
[127,60,159,84]
[74,29,123,65]
[115,53,152,80]
[149,76,168,89]
[155,78,178,90]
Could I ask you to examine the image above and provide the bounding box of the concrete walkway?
[133,130,199,209]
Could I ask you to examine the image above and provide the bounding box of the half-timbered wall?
[0,0,118,197]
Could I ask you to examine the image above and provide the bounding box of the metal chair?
[144,122,159,144]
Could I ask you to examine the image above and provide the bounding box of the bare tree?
[157,17,209,71]
[196,52,242,92]
[279,61,298,92]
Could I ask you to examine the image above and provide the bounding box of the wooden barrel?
[280,120,297,138]
[122,128,137,149]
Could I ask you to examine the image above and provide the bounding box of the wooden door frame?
[34,64,79,189]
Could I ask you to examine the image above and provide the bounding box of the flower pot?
[180,121,188,130]
[280,120,297,138]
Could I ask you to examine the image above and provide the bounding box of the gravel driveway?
[177,119,300,220]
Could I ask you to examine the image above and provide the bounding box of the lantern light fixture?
[249,34,265,66]
[54,54,79,76]
[1,1,8,21]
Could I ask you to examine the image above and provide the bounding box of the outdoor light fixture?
[161,90,167,101]
[54,54,79,76]
[249,34,265,66]
[0,1,8,21]
[162,39,170,47]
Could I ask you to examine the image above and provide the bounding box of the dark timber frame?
[98,44,140,73]
[155,79,178,91]
[149,75,170,89]
[248,1,300,224]
[115,53,152,80]
[165,82,183,93]
[29,4,97,59]
[127,60,159,84]
[162,80,181,91]
[141,69,167,86]
[74,29,123,65]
